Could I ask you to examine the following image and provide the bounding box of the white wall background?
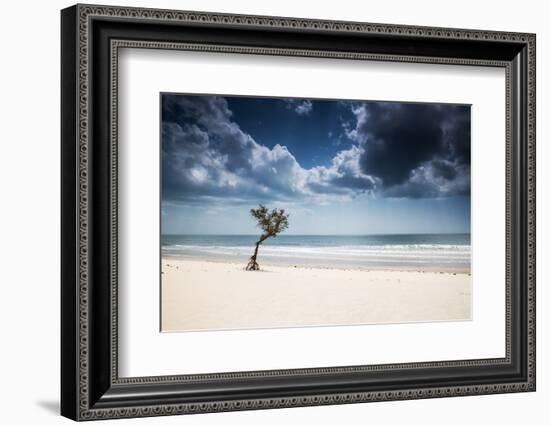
[0,0,546,424]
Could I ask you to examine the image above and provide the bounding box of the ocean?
[161,234,471,272]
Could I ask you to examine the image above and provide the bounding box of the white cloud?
[162,96,375,205]
[189,167,208,183]
[284,99,313,116]
[294,100,313,115]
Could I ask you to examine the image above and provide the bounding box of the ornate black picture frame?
[61,3,536,421]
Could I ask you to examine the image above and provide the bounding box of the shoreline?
[161,258,472,332]
[162,254,471,275]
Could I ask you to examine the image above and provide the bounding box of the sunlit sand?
[161,258,471,332]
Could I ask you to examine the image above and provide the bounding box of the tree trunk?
[246,235,269,271]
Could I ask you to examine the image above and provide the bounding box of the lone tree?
[246,204,289,271]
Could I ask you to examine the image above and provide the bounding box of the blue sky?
[226,97,355,168]
[161,94,470,235]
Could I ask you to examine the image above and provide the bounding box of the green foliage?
[250,204,289,238]
[246,205,290,270]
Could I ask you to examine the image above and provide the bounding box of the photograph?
[58,3,536,420]
[160,94,472,332]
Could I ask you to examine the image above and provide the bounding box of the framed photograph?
[61,4,536,421]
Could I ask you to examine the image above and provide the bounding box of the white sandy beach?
[161,258,471,332]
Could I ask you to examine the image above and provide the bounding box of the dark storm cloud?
[431,159,458,180]
[161,95,470,204]
[346,102,470,198]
